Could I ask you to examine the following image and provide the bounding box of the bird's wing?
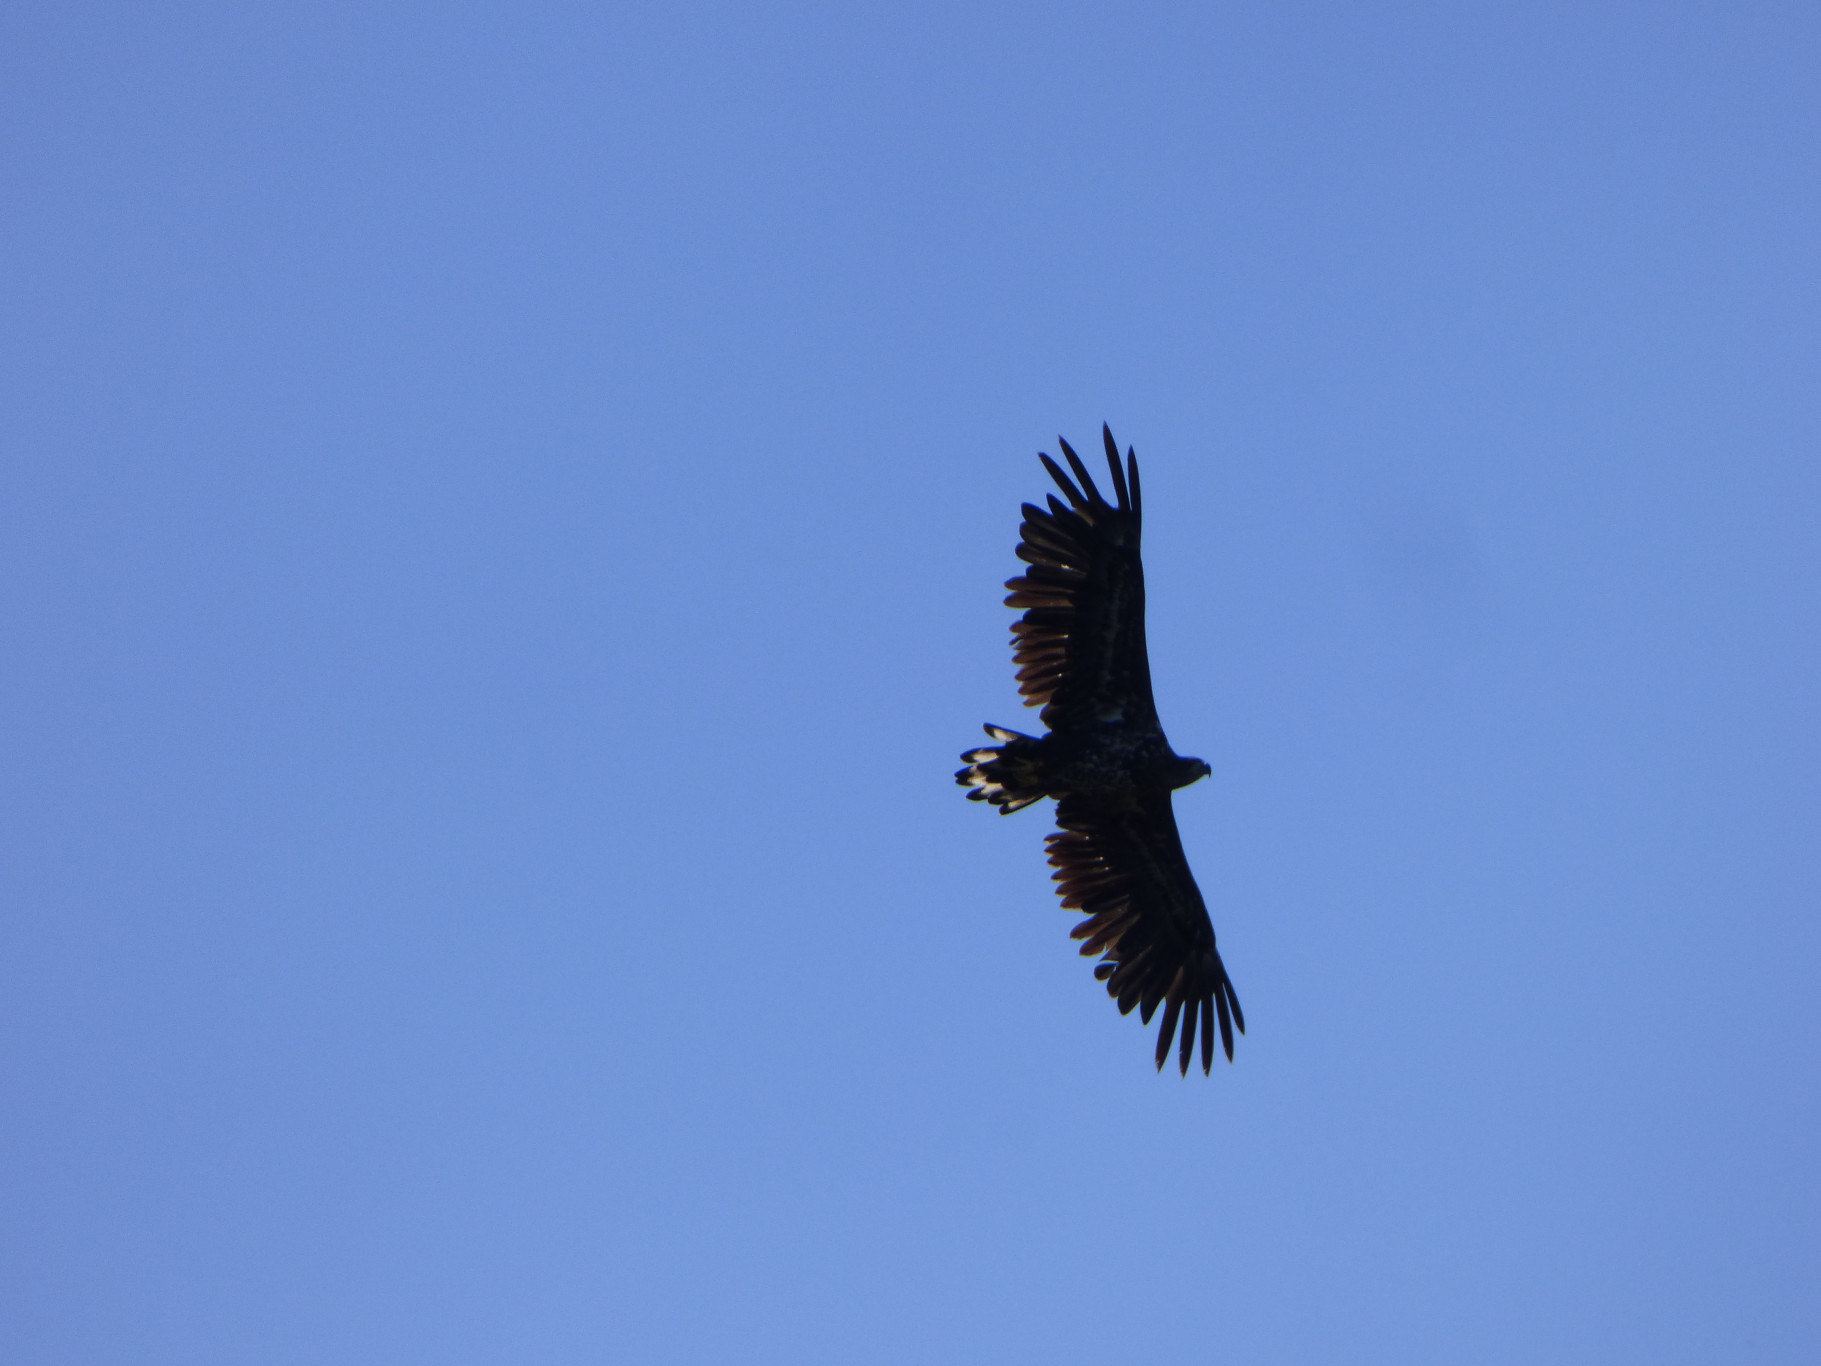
[1003,426,1157,733]
[1047,790,1244,1074]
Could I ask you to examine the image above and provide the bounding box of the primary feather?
[958,426,1243,1075]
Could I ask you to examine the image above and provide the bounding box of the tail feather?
[955,725,1048,814]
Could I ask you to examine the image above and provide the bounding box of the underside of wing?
[1003,426,1158,733]
[1046,792,1244,1074]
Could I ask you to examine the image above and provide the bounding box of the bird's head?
[1169,755,1213,790]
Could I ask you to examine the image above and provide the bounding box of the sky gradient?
[4,3,1819,1362]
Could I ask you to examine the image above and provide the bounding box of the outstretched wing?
[1047,791,1245,1074]
[1003,426,1157,733]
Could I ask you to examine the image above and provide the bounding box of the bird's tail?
[956,725,1048,814]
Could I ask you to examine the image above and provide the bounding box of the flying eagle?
[956,426,1244,1075]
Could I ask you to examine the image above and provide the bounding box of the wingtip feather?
[1038,452,1089,511]
[1055,437,1107,508]
[1177,996,1200,1076]
[1214,984,1235,1062]
[1102,424,1131,510]
[1153,996,1183,1071]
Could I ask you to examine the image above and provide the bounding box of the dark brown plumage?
[957,426,1244,1074]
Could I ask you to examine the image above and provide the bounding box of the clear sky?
[3,3,1818,1362]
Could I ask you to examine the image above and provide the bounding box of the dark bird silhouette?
[957,426,1244,1074]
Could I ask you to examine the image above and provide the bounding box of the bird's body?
[957,426,1244,1074]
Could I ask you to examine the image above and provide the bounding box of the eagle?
[956,426,1244,1075]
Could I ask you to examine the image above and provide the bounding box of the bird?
[956,425,1244,1075]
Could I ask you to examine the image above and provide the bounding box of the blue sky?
[3,2,1818,1361]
